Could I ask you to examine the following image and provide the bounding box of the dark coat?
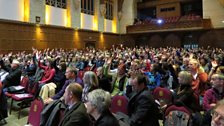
[174,84,201,112]
[95,109,119,126]
[59,101,91,126]
[40,100,66,126]
[3,66,21,87]
[98,75,112,92]
[0,91,7,120]
[128,88,159,126]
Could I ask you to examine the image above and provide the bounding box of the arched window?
[46,0,66,9]
[105,0,113,20]
[81,0,94,15]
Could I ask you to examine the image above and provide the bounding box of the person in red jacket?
[35,57,56,97]
[188,59,208,96]
[38,57,56,84]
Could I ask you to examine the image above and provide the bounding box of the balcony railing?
[127,17,212,33]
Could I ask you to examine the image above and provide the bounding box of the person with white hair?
[2,59,21,88]
[0,60,9,82]
[85,89,119,126]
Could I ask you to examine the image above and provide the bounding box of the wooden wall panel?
[126,28,224,48]
[2,20,224,52]
[164,33,181,47]
[0,20,124,53]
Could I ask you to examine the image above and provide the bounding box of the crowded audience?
[1,46,224,126]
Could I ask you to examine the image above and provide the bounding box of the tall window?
[105,0,113,20]
[81,0,94,15]
[46,0,66,9]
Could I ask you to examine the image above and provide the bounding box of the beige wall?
[119,0,136,33]
[30,0,45,24]
[67,0,81,28]
[203,0,224,28]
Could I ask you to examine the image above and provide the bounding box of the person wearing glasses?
[203,73,224,112]
[211,99,224,126]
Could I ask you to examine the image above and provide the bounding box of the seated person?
[0,82,7,121]
[59,83,91,126]
[128,74,159,126]
[2,59,21,90]
[211,99,224,126]
[174,71,200,112]
[44,66,82,104]
[188,59,208,96]
[202,74,224,125]
[38,57,56,84]
[0,60,9,82]
[96,67,112,92]
[110,63,128,96]
[203,74,224,111]
[82,71,99,102]
[85,89,119,126]
[22,57,37,77]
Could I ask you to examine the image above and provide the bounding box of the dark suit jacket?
[95,109,119,126]
[59,101,91,126]
[98,75,112,92]
[40,100,66,126]
[3,67,21,87]
[128,88,159,126]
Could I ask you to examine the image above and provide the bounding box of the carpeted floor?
[0,98,29,126]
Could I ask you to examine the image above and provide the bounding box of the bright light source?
[222,20,224,23]
[157,19,163,24]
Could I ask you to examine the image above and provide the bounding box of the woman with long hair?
[82,71,99,102]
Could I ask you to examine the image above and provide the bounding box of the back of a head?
[87,89,111,113]
[67,66,78,76]
[212,73,224,79]
[96,67,103,75]
[67,83,83,101]
[178,71,193,85]
[136,74,148,86]
[83,71,99,87]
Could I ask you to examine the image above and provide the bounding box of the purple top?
[203,88,224,111]
[51,77,83,100]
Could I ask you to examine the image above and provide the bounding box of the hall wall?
[125,28,224,48]
[0,20,126,53]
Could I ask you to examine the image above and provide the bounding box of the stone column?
[120,0,135,33]
[67,0,81,28]
[29,0,45,24]
[98,0,105,32]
